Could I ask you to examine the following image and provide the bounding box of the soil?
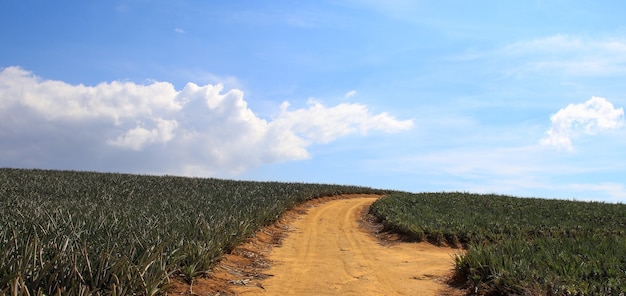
[168,194,465,296]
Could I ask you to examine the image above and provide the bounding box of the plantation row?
[0,168,387,295]
[369,192,626,295]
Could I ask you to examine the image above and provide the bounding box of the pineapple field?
[0,168,385,295]
[2,168,626,295]
[370,192,626,295]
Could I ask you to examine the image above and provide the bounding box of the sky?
[2,1,626,202]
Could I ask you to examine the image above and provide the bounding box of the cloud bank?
[541,97,624,151]
[0,66,413,176]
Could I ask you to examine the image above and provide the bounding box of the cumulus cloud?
[274,99,413,144]
[344,90,357,98]
[0,66,413,176]
[108,118,178,150]
[541,97,624,151]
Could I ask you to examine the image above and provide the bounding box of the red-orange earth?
[169,194,465,296]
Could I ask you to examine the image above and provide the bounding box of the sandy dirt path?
[232,196,463,296]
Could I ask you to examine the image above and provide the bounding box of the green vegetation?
[369,192,626,295]
[6,168,625,295]
[0,168,385,295]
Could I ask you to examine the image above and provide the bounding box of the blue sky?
[2,1,626,201]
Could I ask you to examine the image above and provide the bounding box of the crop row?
[369,192,626,295]
[0,168,386,295]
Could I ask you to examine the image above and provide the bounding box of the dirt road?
[232,195,463,296]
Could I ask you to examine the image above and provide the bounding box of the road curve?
[233,196,462,296]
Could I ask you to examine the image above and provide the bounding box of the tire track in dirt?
[232,195,463,296]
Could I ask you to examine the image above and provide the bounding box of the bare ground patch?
[168,194,465,296]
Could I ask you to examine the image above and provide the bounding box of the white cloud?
[174,28,185,34]
[344,90,357,98]
[274,99,413,144]
[455,35,626,76]
[0,66,181,122]
[541,97,624,151]
[108,118,178,150]
[506,35,626,76]
[0,66,413,176]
